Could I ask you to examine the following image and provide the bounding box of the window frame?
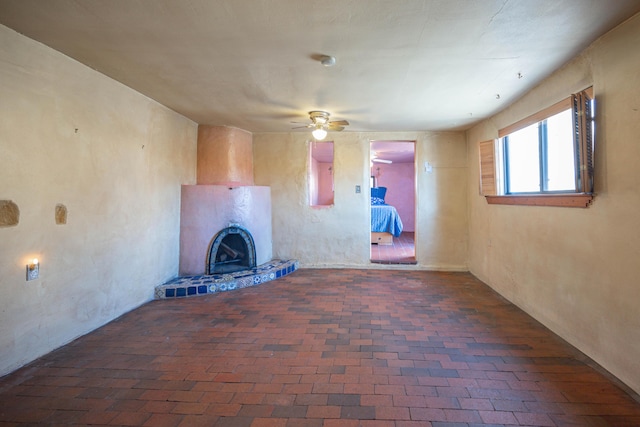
[480,87,594,208]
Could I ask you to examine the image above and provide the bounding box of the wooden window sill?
[485,193,594,208]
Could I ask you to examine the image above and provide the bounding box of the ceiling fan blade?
[291,112,349,132]
[372,158,392,164]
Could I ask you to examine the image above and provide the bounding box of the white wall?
[0,25,197,375]
[466,14,640,395]
[253,131,467,269]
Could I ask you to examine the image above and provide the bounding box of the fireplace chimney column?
[197,125,254,186]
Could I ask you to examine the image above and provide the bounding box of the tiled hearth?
[155,259,298,299]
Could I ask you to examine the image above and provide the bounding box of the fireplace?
[207,226,256,274]
[158,125,296,299]
[178,125,273,276]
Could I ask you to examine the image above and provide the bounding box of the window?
[504,108,576,193]
[480,88,594,208]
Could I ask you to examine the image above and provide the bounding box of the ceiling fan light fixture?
[312,127,327,140]
[309,110,329,125]
[296,110,348,139]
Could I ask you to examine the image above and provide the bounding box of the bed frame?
[371,232,393,245]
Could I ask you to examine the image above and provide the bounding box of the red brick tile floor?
[371,232,416,265]
[1,269,639,426]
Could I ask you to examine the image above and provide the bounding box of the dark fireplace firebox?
[206,226,257,274]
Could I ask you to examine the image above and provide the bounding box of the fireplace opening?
[206,226,257,274]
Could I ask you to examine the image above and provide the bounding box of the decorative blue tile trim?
[154,259,298,299]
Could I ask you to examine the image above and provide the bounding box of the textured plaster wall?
[466,14,640,395]
[0,25,197,376]
[253,131,467,269]
[372,162,416,232]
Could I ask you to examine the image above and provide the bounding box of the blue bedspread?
[371,204,403,237]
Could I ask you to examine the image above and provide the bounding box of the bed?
[371,187,403,245]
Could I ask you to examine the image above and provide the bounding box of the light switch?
[425,162,433,173]
[355,185,361,193]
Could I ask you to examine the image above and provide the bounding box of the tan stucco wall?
[466,14,640,394]
[0,25,197,375]
[197,125,254,186]
[253,131,467,269]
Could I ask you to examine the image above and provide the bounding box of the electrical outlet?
[355,185,361,193]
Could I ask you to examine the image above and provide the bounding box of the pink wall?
[310,149,334,206]
[309,156,319,205]
[179,185,272,275]
[372,162,415,232]
[317,162,334,205]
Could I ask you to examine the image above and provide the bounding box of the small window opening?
[309,141,334,207]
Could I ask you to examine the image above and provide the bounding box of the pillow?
[371,196,386,205]
[371,186,387,201]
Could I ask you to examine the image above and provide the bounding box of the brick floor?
[1,269,639,426]
[371,232,416,264]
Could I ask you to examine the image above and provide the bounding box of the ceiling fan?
[371,152,392,164]
[292,110,349,140]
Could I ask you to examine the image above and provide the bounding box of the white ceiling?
[1,0,639,134]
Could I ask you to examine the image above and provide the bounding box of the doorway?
[369,141,416,264]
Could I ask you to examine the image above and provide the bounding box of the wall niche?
[55,204,68,225]
[0,200,19,227]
